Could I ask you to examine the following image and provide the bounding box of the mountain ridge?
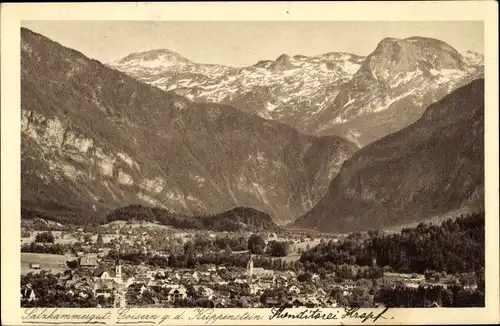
[294,78,484,233]
[21,27,358,225]
[110,36,483,147]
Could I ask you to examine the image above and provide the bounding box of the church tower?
[247,255,254,283]
[115,259,122,280]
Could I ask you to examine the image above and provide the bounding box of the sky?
[21,21,484,67]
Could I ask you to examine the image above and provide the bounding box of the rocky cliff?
[294,79,484,232]
[21,28,358,225]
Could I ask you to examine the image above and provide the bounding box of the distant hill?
[104,204,279,232]
[294,79,484,232]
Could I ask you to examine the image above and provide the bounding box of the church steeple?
[115,258,122,280]
[247,255,254,283]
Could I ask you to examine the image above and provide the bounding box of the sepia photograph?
[18,19,486,309]
[1,2,499,325]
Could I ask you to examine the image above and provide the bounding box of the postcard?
[1,1,499,325]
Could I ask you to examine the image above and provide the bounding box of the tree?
[297,272,312,282]
[247,234,265,254]
[66,259,80,269]
[83,234,92,243]
[35,231,55,243]
[266,241,289,257]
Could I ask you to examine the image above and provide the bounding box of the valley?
[21,27,357,225]
[18,21,486,310]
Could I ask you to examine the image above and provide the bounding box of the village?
[21,220,482,308]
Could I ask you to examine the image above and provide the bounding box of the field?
[21,230,122,245]
[21,231,79,245]
[290,239,321,252]
[102,221,173,229]
[268,238,322,262]
[21,253,72,275]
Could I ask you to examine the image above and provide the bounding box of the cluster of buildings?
[22,254,358,308]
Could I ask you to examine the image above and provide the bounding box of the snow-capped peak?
[113,49,192,68]
[461,50,484,66]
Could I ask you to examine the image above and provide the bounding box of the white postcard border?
[2,2,499,325]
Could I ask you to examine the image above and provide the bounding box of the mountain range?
[110,37,483,147]
[21,28,357,225]
[21,27,484,232]
[294,79,484,232]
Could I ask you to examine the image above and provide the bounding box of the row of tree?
[300,213,484,274]
[374,285,484,307]
[21,242,67,255]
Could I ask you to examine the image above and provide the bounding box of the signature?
[269,306,391,323]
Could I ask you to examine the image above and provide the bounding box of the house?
[135,275,153,283]
[93,280,115,298]
[195,286,214,300]
[252,267,274,278]
[290,297,305,308]
[211,275,227,285]
[234,278,247,284]
[21,285,37,302]
[249,283,263,295]
[288,285,301,294]
[315,288,327,297]
[92,268,115,281]
[168,287,187,301]
[80,255,99,270]
[127,283,148,296]
[337,281,356,290]
[404,281,421,289]
[212,297,227,308]
[321,298,338,307]
[183,271,199,283]
[146,280,165,290]
[205,264,217,272]
[57,270,74,283]
[124,277,136,288]
[154,270,167,278]
[274,275,288,288]
[304,299,319,308]
[64,277,95,293]
[259,281,273,290]
[464,284,479,291]
[302,295,320,306]
[29,263,41,270]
